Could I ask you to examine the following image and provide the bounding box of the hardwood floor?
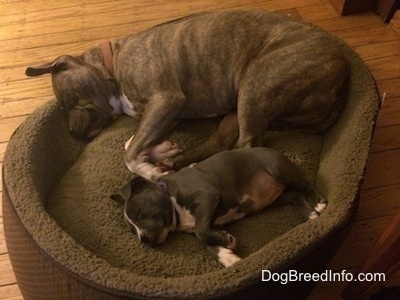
[1,1,399,299]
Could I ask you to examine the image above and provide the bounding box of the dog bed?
[3,19,379,300]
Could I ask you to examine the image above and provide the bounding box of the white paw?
[217,247,241,267]
[314,202,327,214]
[124,136,182,162]
[308,211,319,220]
[125,150,168,181]
[308,201,327,220]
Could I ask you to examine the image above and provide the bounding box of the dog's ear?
[130,176,152,195]
[25,63,54,76]
[111,176,150,202]
[111,180,134,202]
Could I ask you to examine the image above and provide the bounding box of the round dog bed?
[3,19,379,300]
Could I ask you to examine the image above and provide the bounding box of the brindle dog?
[26,10,349,180]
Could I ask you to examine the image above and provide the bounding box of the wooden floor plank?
[0,116,27,144]
[358,184,400,220]
[0,283,23,300]
[333,23,400,47]
[0,254,17,286]
[367,56,400,81]
[0,78,52,102]
[313,12,384,31]
[1,97,51,119]
[354,40,400,61]
[371,125,400,153]
[326,215,394,270]
[297,2,339,21]
[375,97,400,128]
[377,78,400,99]
[0,218,6,254]
[0,143,6,163]
[363,149,400,189]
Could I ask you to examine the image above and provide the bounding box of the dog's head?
[26,55,120,139]
[112,177,175,246]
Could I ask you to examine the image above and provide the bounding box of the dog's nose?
[140,234,158,247]
[141,234,151,244]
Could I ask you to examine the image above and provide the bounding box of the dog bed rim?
[4,170,360,299]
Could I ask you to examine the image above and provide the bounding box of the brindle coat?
[26,10,349,180]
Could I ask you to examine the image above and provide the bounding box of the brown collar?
[100,41,114,76]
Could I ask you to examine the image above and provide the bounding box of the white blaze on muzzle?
[123,210,143,243]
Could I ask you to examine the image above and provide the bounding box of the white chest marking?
[109,93,140,118]
[170,196,195,232]
[123,211,144,242]
[120,93,140,117]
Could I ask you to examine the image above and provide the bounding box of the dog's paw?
[308,199,328,220]
[215,247,241,268]
[148,140,182,162]
[224,232,237,250]
[314,201,327,214]
[125,151,171,181]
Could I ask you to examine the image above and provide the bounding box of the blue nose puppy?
[112,148,326,267]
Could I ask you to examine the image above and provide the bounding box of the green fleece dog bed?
[3,21,379,300]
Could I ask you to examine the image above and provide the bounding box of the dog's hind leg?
[255,148,327,219]
[236,44,348,148]
[272,188,324,221]
[274,165,327,220]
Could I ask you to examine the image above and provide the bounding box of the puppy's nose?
[141,234,151,244]
[140,234,158,247]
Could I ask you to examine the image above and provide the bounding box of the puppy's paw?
[308,211,319,220]
[314,201,327,214]
[215,247,241,268]
[224,232,237,250]
[308,198,328,220]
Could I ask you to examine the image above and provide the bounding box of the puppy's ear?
[111,180,134,202]
[130,176,151,195]
[25,63,54,76]
[110,176,150,202]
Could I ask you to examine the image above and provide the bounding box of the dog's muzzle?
[68,107,113,139]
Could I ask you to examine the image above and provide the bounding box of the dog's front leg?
[193,194,241,267]
[166,111,239,170]
[124,92,186,180]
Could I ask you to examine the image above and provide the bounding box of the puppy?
[112,148,326,267]
[26,10,349,180]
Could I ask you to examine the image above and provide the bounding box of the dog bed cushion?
[3,18,379,299]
